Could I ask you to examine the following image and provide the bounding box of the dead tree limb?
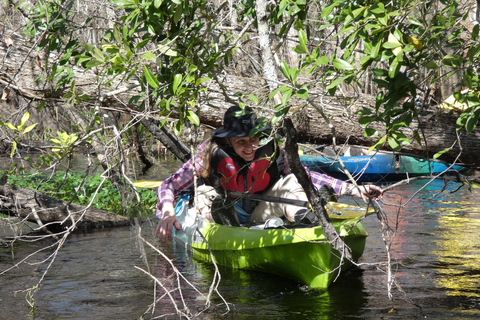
[284,118,352,260]
[0,183,131,231]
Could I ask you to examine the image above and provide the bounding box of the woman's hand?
[154,203,181,242]
[344,184,383,200]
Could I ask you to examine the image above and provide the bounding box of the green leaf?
[282,88,293,104]
[321,1,338,18]
[315,56,329,66]
[383,41,401,49]
[294,29,308,53]
[424,62,439,70]
[388,59,400,78]
[442,54,463,67]
[187,110,200,126]
[465,113,479,132]
[141,51,157,61]
[101,43,119,53]
[368,135,387,154]
[356,107,372,116]
[296,88,308,99]
[18,112,30,131]
[272,107,289,125]
[158,44,178,57]
[408,18,423,27]
[195,77,211,86]
[333,58,354,70]
[136,39,150,49]
[388,136,401,151]
[10,141,16,158]
[85,44,105,62]
[433,148,451,159]
[413,130,422,145]
[364,128,378,137]
[246,94,259,104]
[85,59,103,68]
[293,45,308,54]
[22,123,38,134]
[298,29,307,47]
[326,74,353,90]
[143,65,160,89]
[173,74,183,94]
[370,38,382,58]
[173,3,182,24]
[6,123,16,130]
[473,24,479,41]
[359,116,379,125]
[113,25,123,44]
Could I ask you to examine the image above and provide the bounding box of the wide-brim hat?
[210,105,270,138]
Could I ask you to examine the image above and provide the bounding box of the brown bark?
[0,183,131,231]
[139,118,191,162]
[284,118,352,260]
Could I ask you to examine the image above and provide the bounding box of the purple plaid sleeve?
[155,143,206,218]
[281,150,345,194]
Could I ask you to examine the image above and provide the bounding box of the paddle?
[228,191,309,208]
[134,179,371,219]
[133,179,309,207]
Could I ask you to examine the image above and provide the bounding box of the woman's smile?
[229,136,260,161]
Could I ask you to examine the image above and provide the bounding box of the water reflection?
[2,174,480,318]
[431,214,480,298]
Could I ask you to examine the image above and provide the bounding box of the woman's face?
[229,136,259,161]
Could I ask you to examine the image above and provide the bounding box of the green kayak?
[174,196,370,289]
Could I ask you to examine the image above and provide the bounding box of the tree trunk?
[284,118,352,260]
[0,183,131,232]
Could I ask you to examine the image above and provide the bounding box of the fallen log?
[0,183,132,232]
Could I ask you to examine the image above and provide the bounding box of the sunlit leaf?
[433,148,451,159]
[173,74,183,94]
[158,44,178,57]
[5,122,16,130]
[296,88,308,99]
[133,180,164,188]
[143,65,160,89]
[19,112,30,131]
[333,58,354,70]
[10,141,16,158]
[246,94,259,104]
[141,51,157,61]
[368,135,387,154]
[187,110,200,126]
[22,123,38,134]
[388,136,401,151]
[364,128,378,137]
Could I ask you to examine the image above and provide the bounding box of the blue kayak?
[300,153,466,182]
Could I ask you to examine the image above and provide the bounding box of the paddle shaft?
[228,191,309,208]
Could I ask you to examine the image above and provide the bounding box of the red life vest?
[209,140,283,194]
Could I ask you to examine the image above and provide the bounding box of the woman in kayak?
[155,105,383,242]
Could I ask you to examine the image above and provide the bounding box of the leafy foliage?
[0,112,38,158]
[3,170,158,217]
[255,0,480,155]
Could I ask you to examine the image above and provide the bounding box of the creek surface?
[1,159,480,319]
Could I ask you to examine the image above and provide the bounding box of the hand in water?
[154,203,181,242]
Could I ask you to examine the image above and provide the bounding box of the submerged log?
[0,183,132,232]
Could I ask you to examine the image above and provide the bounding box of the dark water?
[1,178,480,319]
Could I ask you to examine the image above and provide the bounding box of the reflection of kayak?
[173,195,370,289]
[300,153,466,182]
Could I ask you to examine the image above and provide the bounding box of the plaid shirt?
[156,142,345,218]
